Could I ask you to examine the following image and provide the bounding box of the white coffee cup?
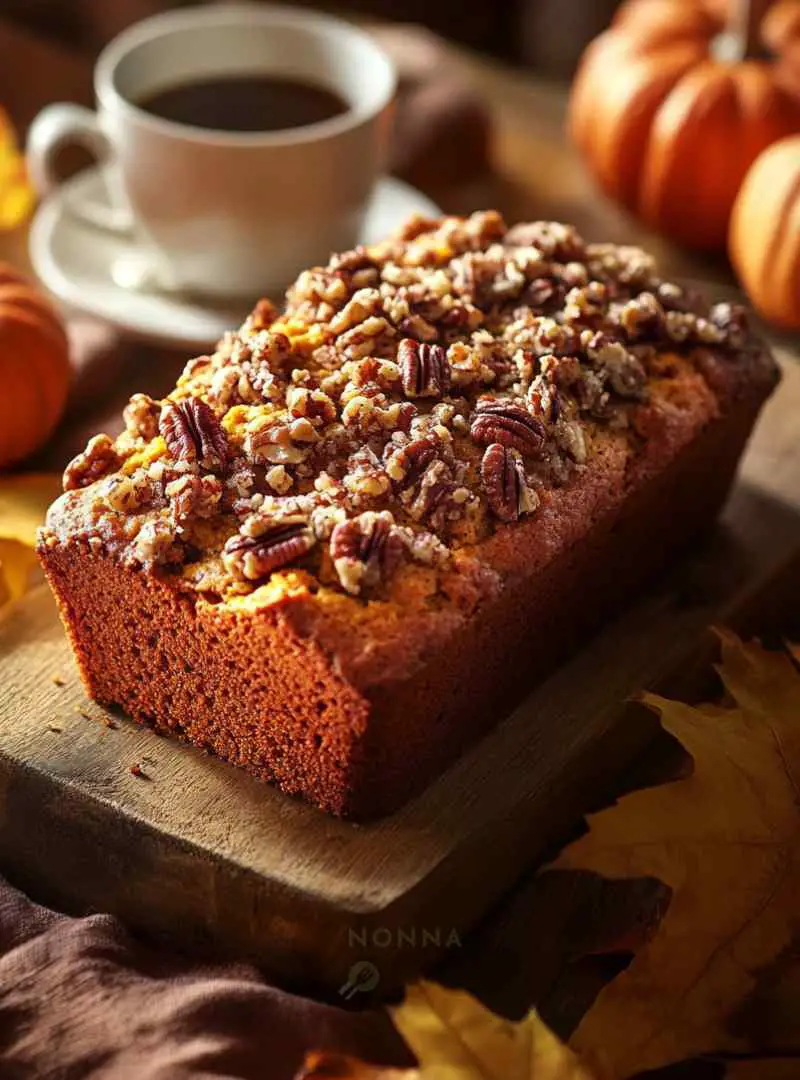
[27,3,396,300]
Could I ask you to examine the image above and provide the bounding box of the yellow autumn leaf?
[0,540,39,610]
[295,981,601,1080]
[0,473,61,612]
[550,631,800,1079]
[0,109,35,230]
[296,1051,418,1079]
[390,980,600,1080]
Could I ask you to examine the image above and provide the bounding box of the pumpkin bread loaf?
[38,212,779,818]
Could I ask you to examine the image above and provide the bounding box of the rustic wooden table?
[1,19,799,1044]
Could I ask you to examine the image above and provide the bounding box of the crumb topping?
[49,211,751,602]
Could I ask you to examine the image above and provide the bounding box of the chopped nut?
[527,376,560,424]
[242,297,279,332]
[286,386,337,425]
[266,465,293,494]
[525,278,562,310]
[504,220,585,261]
[588,335,648,400]
[288,268,349,309]
[131,518,182,568]
[180,354,213,381]
[341,396,408,436]
[709,303,748,349]
[458,246,528,306]
[245,417,312,466]
[63,434,121,492]
[337,316,394,360]
[407,459,463,531]
[616,292,665,341]
[329,246,379,276]
[249,329,293,365]
[557,420,588,464]
[328,288,383,334]
[343,447,392,501]
[563,282,608,325]
[105,469,159,513]
[123,393,160,440]
[55,209,753,601]
[166,474,223,522]
[208,365,264,408]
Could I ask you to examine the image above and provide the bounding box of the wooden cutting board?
[1,352,799,1002]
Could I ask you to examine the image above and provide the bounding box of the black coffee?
[137,74,348,133]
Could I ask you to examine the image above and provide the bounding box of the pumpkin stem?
[730,0,774,60]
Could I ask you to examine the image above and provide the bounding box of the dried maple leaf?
[550,632,800,1079]
[296,1051,417,1079]
[0,473,61,613]
[296,980,601,1080]
[390,981,600,1079]
[0,540,39,612]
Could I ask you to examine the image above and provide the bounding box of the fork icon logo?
[339,960,380,999]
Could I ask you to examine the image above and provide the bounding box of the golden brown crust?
[37,212,780,816]
[39,377,773,817]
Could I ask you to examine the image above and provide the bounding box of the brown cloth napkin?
[0,875,410,1079]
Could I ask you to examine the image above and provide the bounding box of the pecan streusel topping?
[53,212,751,599]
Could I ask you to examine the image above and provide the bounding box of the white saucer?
[30,167,441,350]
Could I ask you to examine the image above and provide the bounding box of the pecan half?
[330,511,404,595]
[384,435,438,490]
[408,459,469,532]
[481,443,538,523]
[398,339,450,399]
[159,398,228,471]
[222,518,315,581]
[63,434,121,491]
[470,400,546,456]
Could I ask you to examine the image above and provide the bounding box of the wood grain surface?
[1,18,798,1002]
[1,354,798,998]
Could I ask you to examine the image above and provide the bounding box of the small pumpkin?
[0,265,71,469]
[729,134,800,328]
[569,0,800,251]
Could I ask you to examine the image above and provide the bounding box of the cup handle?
[26,103,134,234]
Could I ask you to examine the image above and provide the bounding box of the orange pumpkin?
[0,265,71,469]
[729,134,800,328]
[569,0,800,251]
